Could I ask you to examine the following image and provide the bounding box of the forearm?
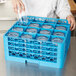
[56,0,72,19]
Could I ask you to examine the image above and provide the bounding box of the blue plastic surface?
[3,16,71,68]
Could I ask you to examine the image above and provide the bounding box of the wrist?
[66,14,74,19]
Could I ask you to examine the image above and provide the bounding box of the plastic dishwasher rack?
[3,16,71,68]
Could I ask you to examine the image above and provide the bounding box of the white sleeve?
[56,0,72,19]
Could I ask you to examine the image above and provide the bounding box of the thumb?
[67,16,71,24]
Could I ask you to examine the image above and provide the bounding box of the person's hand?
[67,15,76,31]
[12,0,25,14]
